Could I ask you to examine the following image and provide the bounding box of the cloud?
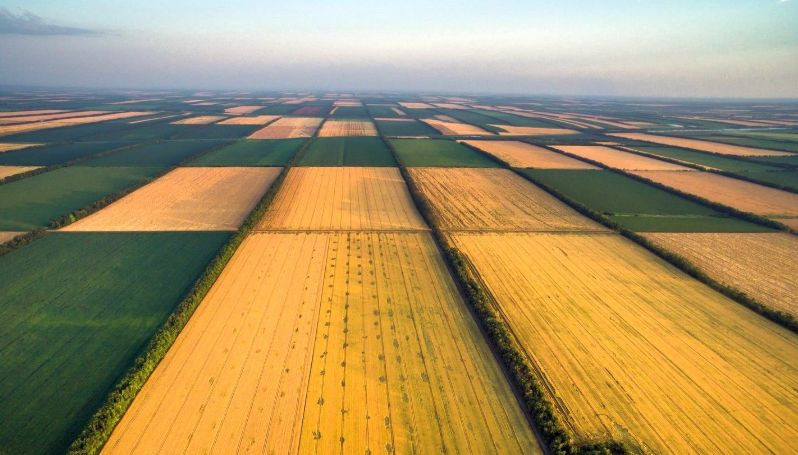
[0,7,102,36]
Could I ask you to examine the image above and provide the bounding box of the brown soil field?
[248,117,323,139]
[62,167,281,231]
[217,115,280,125]
[102,232,540,455]
[777,218,798,230]
[553,145,694,171]
[644,232,798,317]
[449,231,798,453]
[0,111,108,125]
[492,125,579,136]
[317,119,378,137]
[0,109,68,118]
[609,132,794,157]
[0,143,42,153]
[0,231,23,244]
[171,116,227,125]
[461,140,599,169]
[257,167,427,231]
[0,165,41,179]
[223,105,263,115]
[421,119,493,136]
[398,102,434,109]
[408,168,607,231]
[631,170,798,216]
[0,111,155,137]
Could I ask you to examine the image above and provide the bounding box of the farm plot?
[0,141,132,166]
[422,118,493,136]
[248,117,323,139]
[409,168,606,232]
[0,232,230,455]
[462,140,598,169]
[0,142,41,153]
[390,139,499,167]
[644,232,798,317]
[223,105,263,115]
[627,145,779,172]
[317,119,378,137]
[217,115,279,125]
[171,116,226,125]
[0,112,155,137]
[631,170,798,217]
[330,106,369,118]
[398,102,434,109]
[257,167,426,231]
[187,138,303,166]
[0,110,107,124]
[552,145,694,171]
[291,105,330,116]
[491,125,578,136]
[449,231,798,453]
[298,137,395,166]
[82,139,230,167]
[0,165,39,179]
[375,118,437,137]
[609,132,794,157]
[366,105,404,118]
[102,232,539,455]
[0,231,23,244]
[61,167,280,231]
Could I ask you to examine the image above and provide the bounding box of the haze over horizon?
[1,0,796,98]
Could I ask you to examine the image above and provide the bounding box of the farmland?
[186,138,303,166]
[0,141,132,166]
[297,137,396,166]
[248,117,323,139]
[462,140,598,168]
[609,132,794,157]
[317,119,378,137]
[390,138,499,167]
[374,118,438,137]
[0,165,39,179]
[552,145,694,170]
[422,118,493,136]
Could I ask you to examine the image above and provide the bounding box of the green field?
[375,119,438,137]
[257,104,299,115]
[366,105,403,118]
[0,231,230,454]
[630,146,777,171]
[331,106,369,118]
[0,141,134,166]
[83,140,230,167]
[520,169,768,232]
[390,138,499,167]
[667,132,798,153]
[298,137,396,166]
[0,166,159,230]
[3,119,153,143]
[470,109,561,128]
[187,138,303,166]
[436,109,504,133]
[737,170,798,191]
[403,108,439,119]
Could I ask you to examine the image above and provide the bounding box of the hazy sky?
[0,0,796,97]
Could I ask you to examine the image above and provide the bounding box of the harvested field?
[0,165,40,179]
[777,218,798,229]
[0,111,155,137]
[257,167,427,230]
[398,102,434,109]
[644,232,798,317]
[62,167,280,231]
[422,119,493,136]
[462,140,598,169]
[0,109,68,117]
[217,115,279,125]
[0,231,23,243]
[0,110,107,125]
[609,132,794,157]
[491,125,578,136]
[409,168,606,232]
[631,170,798,216]
[392,107,406,116]
[0,143,41,153]
[553,145,694,171]
[449,231,798,453]
[223,105,263,115]
[102,232,539,455]
[171,116,226,125]
[291,105,330,116]
[333,99,362,106]
[248,117,322,139]
[317,119,378,137]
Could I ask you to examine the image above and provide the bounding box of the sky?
[0,0,796,98]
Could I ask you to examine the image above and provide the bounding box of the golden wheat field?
[223,105,263,115]
[631,170,798,216]
[491,125,578,136]
[390,107,406,116]
[0,231,23,244]
[461,140,598,169]
[317,119,378,137]
[421,119,493,136]
[248,117,323,139]
[0,111,155,137]
[171,115,227,125]
[0,143,41,153]
[609,132,794,157]
[61,167,281,231]
[257,167,427,231]
[408,167,606,231]
[398,102,434,109]
[449,231,798,453]
[217,115,280,125]
[102,231,540,455]
[644,232,798,317]
[0,110,108,124]
[777,217,798,229]
[552,145,694,170]
[0,165,40,179]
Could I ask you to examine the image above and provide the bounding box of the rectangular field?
[553,145,694,171]
[492,125,578,136]
[449,231,798,453]
[61,167,281,231]
[390,139,499,167]
[0,111,155,137]
[257,167,427,231]
[317,119,378,137]
[628,145,778,172]
[0,141,132,166]
[644,232,798,317]
[102,232,540,455]
[408,168,607,232]
[248,117,323,139]
[297,137,395,166]
[82,139,230,167]
[223,105,263,115]
[375,118,437,137]
[0,232,230,454]
[462,140,598,169]
[216,115,279,125]
[171,115,227,125]
[186,138,303,166]
[421,119,493,136]
[0,143,42,153]
[609,132,794,157]
[0,165,39,179]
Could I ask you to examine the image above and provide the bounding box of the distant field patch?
[0,110,107,124]
[553,145,694,170]
[398,102,434,109]
[83,139,229,167]
[298,137,396,166]
[628,145,777,172]
[329,106,369,118]
[375,118,437,137]
[610,132,794,157]
[0,165,40,179]
[0,142,42,153]
[422,118,493,136]
[223,105,263,115]
[462,140,598,168]
[390,138,499,167]
[248,117,323,139]
[491,125,578,136]
[0,109,68,117]
[187,138,303,166]
[0,111,155,137]
[291,105,330,116]
[317,119,378,137]
[171,115,227,125]
[217,115,279,125]
[0,141,132,166]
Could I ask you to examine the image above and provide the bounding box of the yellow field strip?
[609,132,794,157]
[552,145,694,171]
[0,143,43,153]
[0,165,40,179]
[0,111,155,137]
[317,119,378,137]
[461,140,598,169]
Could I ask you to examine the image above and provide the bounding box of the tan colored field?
[317,119,378,137]
[398,102,434,109]
[217,115,280,125]
[553,145,694,171]
[432,103,467,109]
[0,165,40,179]
[0,110,107,125]
[609,132,794,157]
[223,105,263,115]
[408,168,606,232]
[391,107,406,116]
[491,125,579,136]
[333,99,362,106]
[462,140,599,169]
[0,109,68,118]
[632,170,798,216]
[248,117,323,139]
[171,115,227,125]
[62,167,281,231]
[644,232,798,317]
[103,232,540,455]
[0,231,23,244]
[373,117,415,122]
[0,111,154,137]
[449,231,798,453]
[422,119,493,136]
[777,217,798,230]
[0,143,41,153]
[258,167,427,231]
